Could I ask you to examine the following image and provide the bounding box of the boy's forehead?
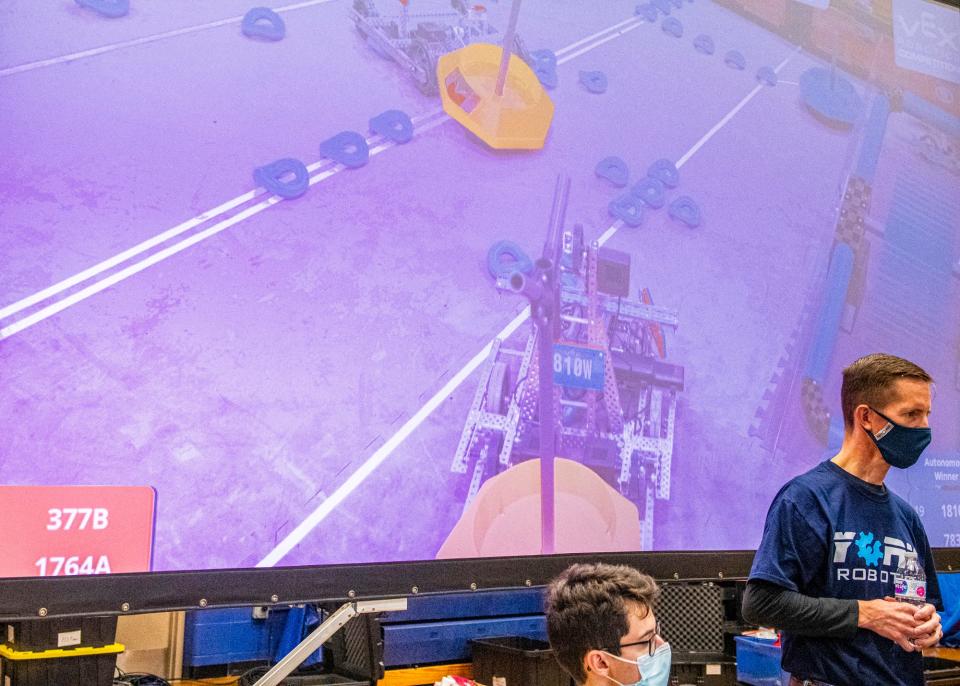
[625,602,656,632]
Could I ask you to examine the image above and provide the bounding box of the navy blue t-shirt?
[750,460,941,686]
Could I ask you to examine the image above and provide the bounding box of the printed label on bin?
[0,486,156,578]
[58,630,82,648]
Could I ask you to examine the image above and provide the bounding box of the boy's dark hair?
[545,563,660,684]
[841,353,932,428]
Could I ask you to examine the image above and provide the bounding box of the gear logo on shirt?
[833,531,918,584]
[855,531,883,567]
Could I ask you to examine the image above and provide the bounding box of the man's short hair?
[545,563,660,684]
[841,353,932,428]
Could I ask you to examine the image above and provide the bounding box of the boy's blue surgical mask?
[600,643,672,686]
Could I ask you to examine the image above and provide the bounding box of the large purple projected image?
[1,0,958,577]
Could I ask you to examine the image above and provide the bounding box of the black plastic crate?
[325,613,382,681]
[471,636,572,686]
[925,656,960,685]
[671,661,738,686]
[0,652,118,686]
[3,616,117,652]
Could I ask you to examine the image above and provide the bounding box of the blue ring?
[579,70,608,94]
[652,0,672,15]
[662,17,683,38]
[694,34,714,55]
[487,241,534,280]
[756,65,777,87]
[242,7,286,41]
[370,109,414,144]
[75,0,129,18]
[531,49,558,89]
[668,196,701,227]
[319,131,370,168]
[609,193,645,227]
[631,177,666,209]
[725,50,746,70]
[635,3,658,21]
[595,156,630,188]
[253,158,310,199]
[535,66,558,89]
[530,49,557,70]
[647,158,679,188]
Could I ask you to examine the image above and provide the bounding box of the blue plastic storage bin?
[734,635,789,686]
[183,607,321,668]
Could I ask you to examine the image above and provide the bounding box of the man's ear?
[584,648,612,676]
[856,404,873,432]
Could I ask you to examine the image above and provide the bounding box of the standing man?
[743,353,943,685]
[545,563,671,686]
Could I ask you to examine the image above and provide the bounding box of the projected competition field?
[1,0,958,575]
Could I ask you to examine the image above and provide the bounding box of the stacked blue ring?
[609,194,645,227]
[647,159,679,188]
[531,49,558,89]
[631,177,666,209]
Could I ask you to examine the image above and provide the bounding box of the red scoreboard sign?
[0,486,156,578]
